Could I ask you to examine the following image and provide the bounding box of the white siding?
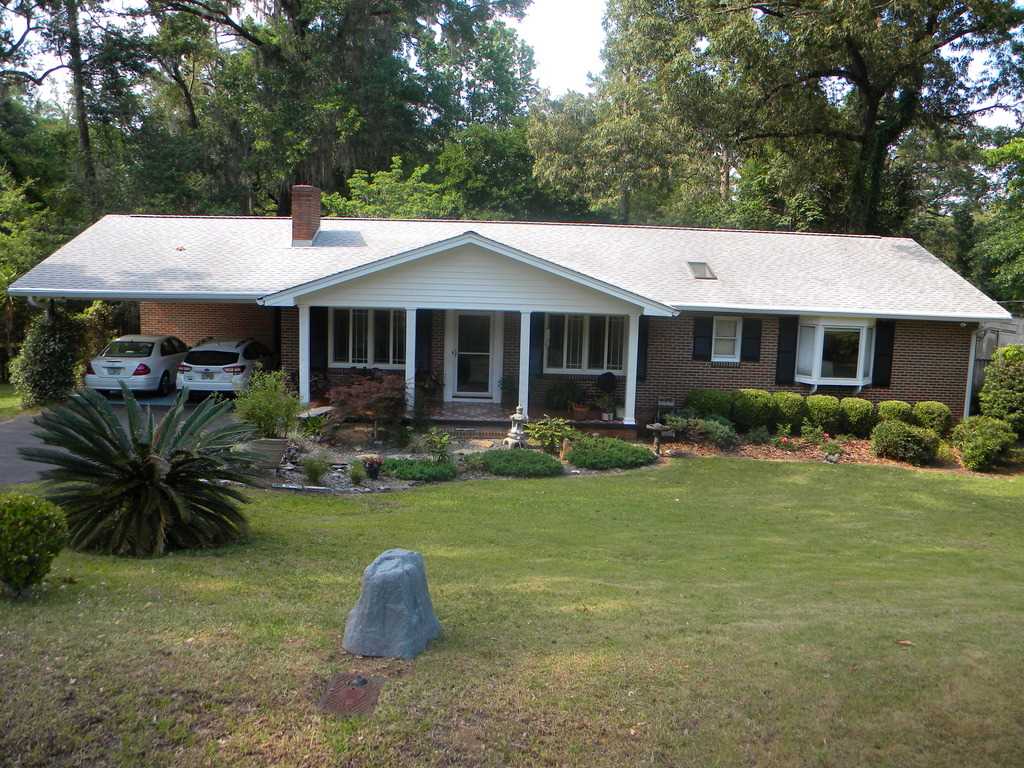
[300,243,639,314]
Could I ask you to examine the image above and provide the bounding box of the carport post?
[405,308,417,414]
[298,304,310,404]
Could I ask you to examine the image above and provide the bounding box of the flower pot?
[250,438,289,470]
[601,412,613,422]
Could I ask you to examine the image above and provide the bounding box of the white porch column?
[298,304,311,404]
[624,311,641,426]
[405,308,417,414]
[518,311,531,418]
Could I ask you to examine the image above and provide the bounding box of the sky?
[511,0,607,96]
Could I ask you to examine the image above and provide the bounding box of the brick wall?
[636,315,974,424]
[140,301,277,347]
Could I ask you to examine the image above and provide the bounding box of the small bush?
[299,413,327,439]
[702,419,739,449]
[771,391,805,432]
[801,420,829,446]
[877,400,913,424]
[979,345,1024,433]
[912,401,952,436]
[474,449,564,478]
[382,457,457,482]
[566,437,656,470]
[301,453,331,485]
[0,494,68,596]
[805,395,841,433]
[840,397,875,437]
[418,427,451,463]
[746,425,772,444]
[951,415,1018,471]
[349,461,366,485]
[10,307,85,407]
[543,381,586,411]
[665,414,705,442]
[525,415,577,453]
[772,424,798,451]
[235,370,302,439]
[684,389,734,419]
[870,420,939,466]
[731,388,775,431]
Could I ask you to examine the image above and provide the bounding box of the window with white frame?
[711,316,742,362]
[545,314,626,374]
[330,308,405,368]
[794,317,875,386]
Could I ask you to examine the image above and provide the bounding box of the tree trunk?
[65,0,99,215]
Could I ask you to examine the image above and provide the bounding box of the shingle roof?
[9,214,1010,320]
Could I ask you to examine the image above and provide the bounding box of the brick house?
[10,185,1009,429]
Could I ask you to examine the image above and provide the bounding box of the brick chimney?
[291,184,321,246]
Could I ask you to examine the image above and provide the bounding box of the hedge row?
[681,389,954,438]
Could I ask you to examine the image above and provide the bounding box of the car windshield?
[102,341,153,358]
[185,350,239,366]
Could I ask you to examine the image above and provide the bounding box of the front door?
[455,312,492,397]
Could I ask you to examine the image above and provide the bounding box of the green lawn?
[3,458,1024,767]
[0,382,21,421]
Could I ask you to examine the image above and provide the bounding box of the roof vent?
[688,261,716,279]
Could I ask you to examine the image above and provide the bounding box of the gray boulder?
[342,549,441,659]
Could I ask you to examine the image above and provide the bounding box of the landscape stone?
[342,549,441,659]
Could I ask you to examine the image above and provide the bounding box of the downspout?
[963,328,979,420]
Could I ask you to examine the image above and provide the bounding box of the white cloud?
[511,0,607,96]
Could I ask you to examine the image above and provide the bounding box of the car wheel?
[157,371,172,396]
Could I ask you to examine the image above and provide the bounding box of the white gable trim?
[258,231,676,316]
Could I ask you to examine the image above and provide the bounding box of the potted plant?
[595,392,616,421]
[235,370,301,469]
[569,400,591,420]
[362,454,384,480]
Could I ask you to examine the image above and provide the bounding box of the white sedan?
[85,335,189,397]
[176,337,276,394]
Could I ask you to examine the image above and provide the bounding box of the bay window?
[545,313,626,374]
[330,308,405,368]
[794,317,875,386]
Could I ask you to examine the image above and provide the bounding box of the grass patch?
[3,459,1024,766]
[0,383,21,422]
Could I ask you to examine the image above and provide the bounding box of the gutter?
[6,288,265,303]
[668,302,1011,323]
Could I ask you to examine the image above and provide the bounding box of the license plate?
[202,372,215,380]
[106,368,122,376]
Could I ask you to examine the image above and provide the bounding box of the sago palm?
[20,386,260,556]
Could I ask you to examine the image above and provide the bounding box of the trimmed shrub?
[702,419,739,449]
[746,425,772,444]
[840,397,875,437]
[474,449,564,478]
[235,370,302,438]
[877,400,913,424]
[772,391,805,432]
[0,494,68,596]
[566,437,656,470]
[731,388,775,431]
[912,401,952,436]
[870,420,939,466]
[684,388,734,419]
[543,381,586,411]
[951,416,1018,471]
[805,395,841,433]
[10,307,85,407]
[979,345,1024,433]
[381,457,456,482]
[525,416,577,453]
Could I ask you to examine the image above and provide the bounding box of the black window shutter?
[872,320,895,388]
[528,312,545,376]
[310,306,328,370]
[740,317,762,362]
[637,316,650,381]
[775,316,798,385]
[692,317,713,361]
[415,308,432,373]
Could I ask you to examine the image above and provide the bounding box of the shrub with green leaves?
[566,437,656,470]
[381,457,457,482]
[805,395,841,433]
[702,418,739,449]
[349,461,367,485]
[19,386,258,556]
[979,345,1024,433]
[771,391,805,432]
[473,449,564,478]
[877,400,913,424]
[746,425,772,444]
[235,370,302,439]
[840,397,875,437]
[301,452,332,485]
[0,494,68,596]
[951,416,1018,471]
[10,307,85,407]
[419,427,452,463]
[684,388,734,419]
[870,420,939,466]
[525,415,577,453]
[731,388,775,431]
[801,420,828,446]
[912,401,952,436]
